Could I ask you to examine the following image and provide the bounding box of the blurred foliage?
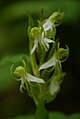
[0,0,80,53]
[0,0,80,118]
[13,112,80,119]
[0,54,22,92]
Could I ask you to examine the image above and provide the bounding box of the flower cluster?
[11,10,69,105]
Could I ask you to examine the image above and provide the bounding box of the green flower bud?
[14,66,26,77]
[49,11,64,26]
[30,27,41,39]
[55,45,69,61]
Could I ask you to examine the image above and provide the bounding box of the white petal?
[31,40,38,54]
[26,73,45,83]
[43,38,54,43]
[39,57,57,71]
[19,77,26,92]
[40,38,48,50]
[43,20,52,31]
[49,80,60,96]
[44,42,49,49]
[41,38,54,50]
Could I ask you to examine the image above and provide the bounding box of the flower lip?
[39,56,57,71]
[26,73,45,84]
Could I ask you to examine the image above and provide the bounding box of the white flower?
[39,56,57,71]
[14,64,45,92]
[31,31,54,54]
[42,19,56,40]
[31,39,38,54]
[39,45,69,71]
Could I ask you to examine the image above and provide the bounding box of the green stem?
[35,100,49,119]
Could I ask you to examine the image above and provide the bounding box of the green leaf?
[27,11,34,27]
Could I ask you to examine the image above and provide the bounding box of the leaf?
[27,11,33,27]
[40,8,44,22]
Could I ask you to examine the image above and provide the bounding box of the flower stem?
[35,100,49,119]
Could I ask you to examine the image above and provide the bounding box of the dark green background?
[0,0,80,118]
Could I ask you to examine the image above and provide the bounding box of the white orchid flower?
[13,60,45,92]
[31,27,54,54]
[42,10,64,34]
[39,45,69,71]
